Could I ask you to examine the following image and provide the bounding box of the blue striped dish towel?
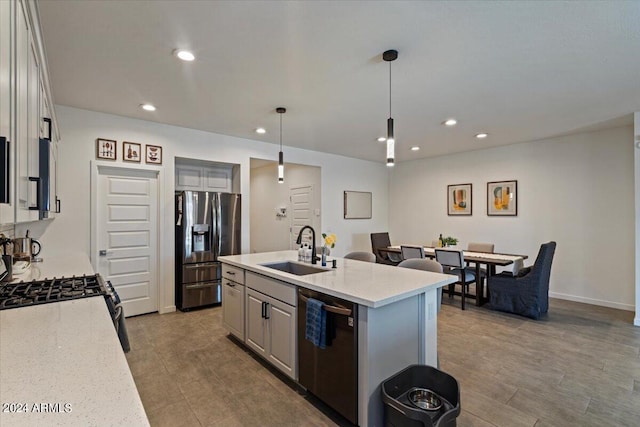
[305,298,327,349]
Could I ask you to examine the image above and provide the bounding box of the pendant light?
[383,49,398,167]
[276,107,286,183]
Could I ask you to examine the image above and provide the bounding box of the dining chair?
[465,242,495,291]
[343,251,376,263]
[434,249,476,310]
[467,242,495,253]
[400,245,425,260]
[370,232,402,265]
[488,242,556,319]
[397,259,443,313]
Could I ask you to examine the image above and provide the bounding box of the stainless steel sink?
[260,261,329,276]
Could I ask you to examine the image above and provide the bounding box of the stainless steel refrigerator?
[175,191,241,311]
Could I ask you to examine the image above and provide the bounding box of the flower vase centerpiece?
[321,233,337,266]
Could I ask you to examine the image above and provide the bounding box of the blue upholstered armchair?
[488,242,557,320]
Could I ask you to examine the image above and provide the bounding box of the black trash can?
[381,364,460,427]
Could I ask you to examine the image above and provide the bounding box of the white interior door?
[95,166,159,316]
[290,185,314,249]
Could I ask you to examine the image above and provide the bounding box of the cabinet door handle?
[225,271,236,275]
[43,117,52,141]
[28,177,41,210]
[226,281,235,287]
[55,197,61,213]
[264,302,270,320]
[261,301,266,318]
[0,137,9,204]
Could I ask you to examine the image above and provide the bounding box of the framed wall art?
[96,138,117,160]
[447,183,472,216]
[344,191,372,219]
[123,141,141,163]
[145,144,162,165]
[487,180,518,216]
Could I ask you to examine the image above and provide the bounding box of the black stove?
[0,275,108,310]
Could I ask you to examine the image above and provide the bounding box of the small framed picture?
[447,183,472,216]
[487,180,518,216]
[145,144,162,164]
[122,141,141,163]
[96,138,117,160]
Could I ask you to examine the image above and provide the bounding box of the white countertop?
[219,250,457,308]
[0,298,149,427]
[0,253,149,427]
[9,252,94,283]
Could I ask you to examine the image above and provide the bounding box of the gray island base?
[219,250,456,426]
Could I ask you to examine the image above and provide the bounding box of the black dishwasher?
[298,288,358,425]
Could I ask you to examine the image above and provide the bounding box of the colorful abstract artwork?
[487,180,518,216]
[447,183,472,216]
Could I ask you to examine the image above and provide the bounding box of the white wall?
[390,126,635,311]
[634,112,640,325]
[250,162,321,253]
[37,106,389,313]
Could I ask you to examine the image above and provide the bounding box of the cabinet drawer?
[222,264,245,284]
[246,271,296,306]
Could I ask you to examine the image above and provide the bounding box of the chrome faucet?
[296,225,317,264]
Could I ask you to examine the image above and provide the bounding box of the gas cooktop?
[0,275,107,310]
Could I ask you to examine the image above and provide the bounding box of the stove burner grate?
[0,275,108,310]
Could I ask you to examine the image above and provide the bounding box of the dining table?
[384,246,528,306]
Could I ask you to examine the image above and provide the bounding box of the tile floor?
[125,298,640,427]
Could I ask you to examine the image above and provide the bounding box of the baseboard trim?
[159,305,177,314]
[549,291,635,312]
[634,317,640,327]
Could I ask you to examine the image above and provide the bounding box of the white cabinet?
[222,263,245,341]
[245,272,296,379]
[2,0,59,224]
[175,164,232,192]
[15,0,40,222]
[0,0,14,224]
[40,80,59,217]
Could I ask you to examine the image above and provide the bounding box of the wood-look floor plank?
[126,297,640,427]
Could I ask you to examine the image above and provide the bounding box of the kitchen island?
[219,250,456,426]
[0,253,149,427]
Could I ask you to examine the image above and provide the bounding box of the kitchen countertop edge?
[219,250,457,308]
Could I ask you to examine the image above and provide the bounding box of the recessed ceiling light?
[174,49,195,61]
[255,128,266,134]
[475,133,488,139]
[377,137,386,142]
[140,104,156,112]
[411,146,420,151]
[443,118,457,126]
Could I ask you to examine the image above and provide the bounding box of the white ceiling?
[37,1,640,163]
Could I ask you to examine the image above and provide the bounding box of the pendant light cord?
[279,113,283,151]
[389,61,392,117]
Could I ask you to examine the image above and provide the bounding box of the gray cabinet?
[222,263,245,340]
[244,272,296,379]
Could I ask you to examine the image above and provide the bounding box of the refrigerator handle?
[216,194,222,257]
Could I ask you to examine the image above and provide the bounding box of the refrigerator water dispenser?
[191,224,210,252]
